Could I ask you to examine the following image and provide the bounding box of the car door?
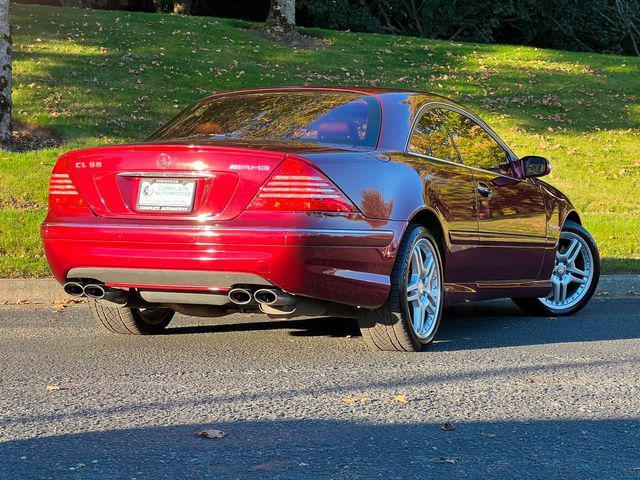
[439,108,548,282]
[406,108,479,287]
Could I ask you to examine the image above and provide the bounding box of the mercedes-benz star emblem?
[158,153,171,169]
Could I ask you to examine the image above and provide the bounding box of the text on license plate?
[136,178,196,213]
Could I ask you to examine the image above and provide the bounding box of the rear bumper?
[42,221,404,308]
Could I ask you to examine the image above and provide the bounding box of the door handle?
[477,183,493,198]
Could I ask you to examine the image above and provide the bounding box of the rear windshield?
[149,90,381,148]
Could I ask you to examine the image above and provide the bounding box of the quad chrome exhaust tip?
[63,282,85,297]
[228,288,253,305]
[63,281,127,304]
[84,283,106,299]
[254,288,295,306]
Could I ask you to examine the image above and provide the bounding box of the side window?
[408,109,460,163]
[441,110,513,175]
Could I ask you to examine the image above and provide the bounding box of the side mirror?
[519,155,551,178]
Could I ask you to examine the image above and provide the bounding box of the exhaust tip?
[254,289,278,305]
[228,288,252,305]
[63,282,85,297]
[84,284,106,299]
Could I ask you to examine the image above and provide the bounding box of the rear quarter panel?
[302,150,481,288]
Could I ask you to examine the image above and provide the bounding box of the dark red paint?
[42,87,579,309]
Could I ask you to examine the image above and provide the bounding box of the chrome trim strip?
[331,269,390,287]
[117,171,215,178]
[406,151,522,182]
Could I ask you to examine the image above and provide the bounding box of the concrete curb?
[0,275,638,306]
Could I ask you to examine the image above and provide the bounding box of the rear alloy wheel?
[89,299,174,335]
[512,221,600,316]
[358,225,444,352]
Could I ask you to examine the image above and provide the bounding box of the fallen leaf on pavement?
[52,298,85,311]
[441,421,455,431]
[394,394,409,404]
[195,429,227,439]
[342,396,370,405]
[46,385,67,391]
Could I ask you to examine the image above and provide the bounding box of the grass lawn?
[1,4,639,276]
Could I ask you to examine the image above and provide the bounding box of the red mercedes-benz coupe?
[42,87,600,351]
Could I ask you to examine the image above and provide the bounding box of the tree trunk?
[173,0,192,15]
[0,0,11,147]
[266,0,295,33]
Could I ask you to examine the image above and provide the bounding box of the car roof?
[202,85,450,101]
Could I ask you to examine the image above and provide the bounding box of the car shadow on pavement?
[2,417,639,480]
[164,315,361,338]
[432,297,640,351]
[163,297,640,350]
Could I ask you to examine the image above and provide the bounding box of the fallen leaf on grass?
[46,385,68,391]
[394,394,409,404]
[195,429,227,439]
[441,421,455,431]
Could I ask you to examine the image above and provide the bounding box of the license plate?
[136,178,196,213]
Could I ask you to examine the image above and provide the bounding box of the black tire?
[89,299,174,335]
[512,220,600,316]
[357,225,445,352]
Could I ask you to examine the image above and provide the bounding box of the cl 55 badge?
[75,161,102,168]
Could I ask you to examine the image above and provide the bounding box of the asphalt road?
[1,296,639,479]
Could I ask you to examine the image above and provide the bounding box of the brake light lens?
[48,158,87,208]
[248,158,357,212]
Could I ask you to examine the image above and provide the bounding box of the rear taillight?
[48,158,87,208]
[247,157,357,213]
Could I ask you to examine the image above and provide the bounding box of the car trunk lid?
[64,143,285,221]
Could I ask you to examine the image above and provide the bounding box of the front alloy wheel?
[513,220,600,316]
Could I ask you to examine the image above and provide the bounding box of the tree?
[0,0,11,147]
[173,0,192,15]
[266,0,295,34]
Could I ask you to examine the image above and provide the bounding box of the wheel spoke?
[412,299,425,332]
[565,239,581,263]
[411,247,423,275]
[423,255,434,280]
[559,280,568,303]
[425,296,436,316]
[407,274,421,302]
[567,274,587,285]
[549,276,561,302]
[567,265,587,277]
